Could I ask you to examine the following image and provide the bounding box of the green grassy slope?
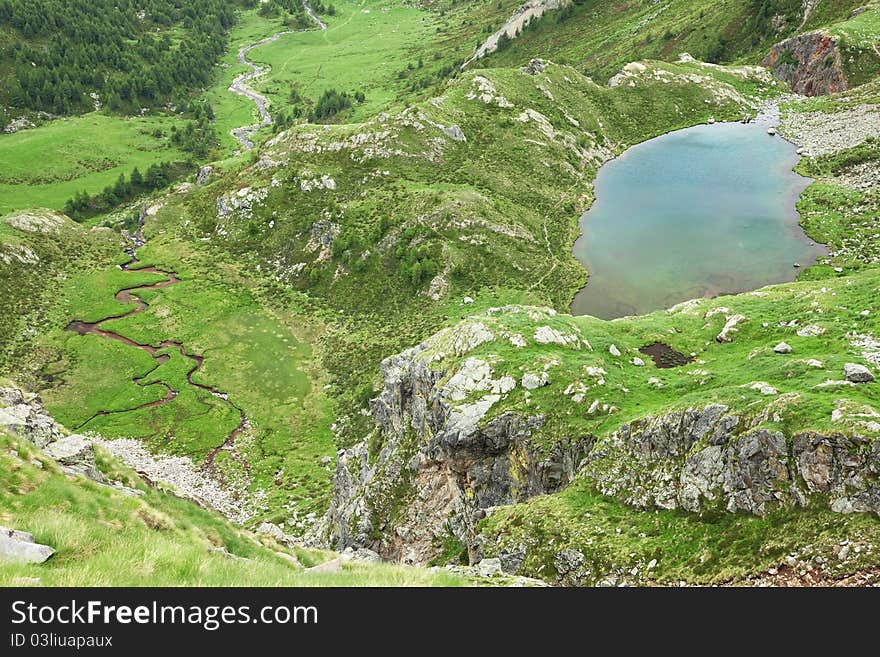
[1,59,782,527]
[479,0,868,80]
[1,0,879,586]
[0,114,188,214]
[194,59,784,439]
[0,427,466,586]
[479,479,880,585]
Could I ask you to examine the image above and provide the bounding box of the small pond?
[570,119,825,319]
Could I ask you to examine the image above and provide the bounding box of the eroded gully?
[65,208,249,475]
[229,2,327,150]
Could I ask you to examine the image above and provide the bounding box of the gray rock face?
[585,405,880,517]
[196,165,213,186]
[0,388,65,448]
[844,363,875,383]
[762,32,848,97]
[1,386,104,484]
[319,346,590,565]
[0,526,55,564]
[320,335,880,565]
[794,432,880,513]
[498,545,526,574]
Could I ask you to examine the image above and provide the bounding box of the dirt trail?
[65,208,249,475]
[229,2,327,150]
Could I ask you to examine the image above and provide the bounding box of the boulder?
[716,314,746,343]
[307,557,343,573]
[521,372,549,390]
[351,548,382,563]
[521,59,547,76]
[844,363,875,384]
[0,526,55,564]
[274,551,302,568]
[196,165,213,186]
[774,342,792,354]
[256,522,285,541]
[44,435,105,482]
[554,548,585,577]
[477,557,503,577]
[442,124,467,142]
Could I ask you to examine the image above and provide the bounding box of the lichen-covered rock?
[722,429,789,515]
[0,387,65,448]
[196,165,213,186]
[521,59,547,76]
[793,432,880,513]
[477,557,503,577]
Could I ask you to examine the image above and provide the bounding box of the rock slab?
[0,526,55,564]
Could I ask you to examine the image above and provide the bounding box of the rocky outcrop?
[1,386,103,483]
[521,59,547,76]
[45,435,106,483]
[196,165,213,186]
[322,336,880,564]
[583,405,880,516]
[321,345,591,564]
[0,526,55,564]
[0,387,65,448]
[845,363,875,384]
[763,32,848,96]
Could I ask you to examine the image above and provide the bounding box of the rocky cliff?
[321,302,880,566]
[583,405,880,516]
[320,323,591,564]
[326,384,880,565]
[763,32,849,96]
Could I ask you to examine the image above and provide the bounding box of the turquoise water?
[570,121,825,319]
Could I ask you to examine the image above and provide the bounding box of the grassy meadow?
[242,0,439,124]
[0,113,187,214]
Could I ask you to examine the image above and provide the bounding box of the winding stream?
[229,2,328,150]
[65,208,249,475]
